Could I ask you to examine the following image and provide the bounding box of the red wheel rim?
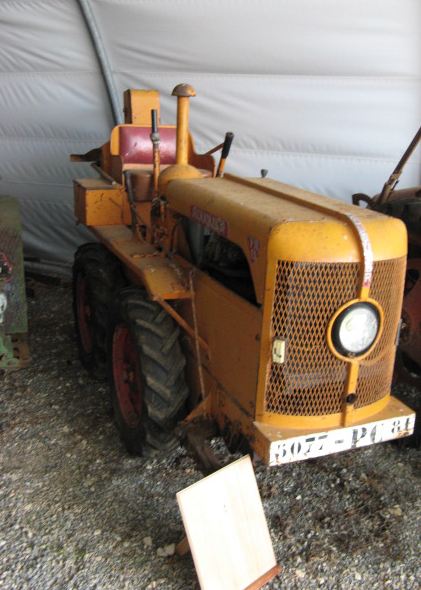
[112,324,143,427]
[76,274,93,353]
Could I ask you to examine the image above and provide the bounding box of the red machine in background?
[353,126,421,445]
[353,126,421,381]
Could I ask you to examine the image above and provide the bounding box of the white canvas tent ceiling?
[0,0,420,270]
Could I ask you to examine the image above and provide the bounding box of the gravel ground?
[1,279,420,590]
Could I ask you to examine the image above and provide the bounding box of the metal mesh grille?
[265,258,405,416]
[355,257,406,408]
[265,261,359,415]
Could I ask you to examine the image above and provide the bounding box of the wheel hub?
[112,324,142,427]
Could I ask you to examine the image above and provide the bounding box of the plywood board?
[176,455,279,590]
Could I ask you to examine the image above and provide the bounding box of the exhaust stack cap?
[172,83,196,98]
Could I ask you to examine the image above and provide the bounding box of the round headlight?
[332,302,380,357]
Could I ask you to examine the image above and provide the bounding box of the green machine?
[0,195,30,369]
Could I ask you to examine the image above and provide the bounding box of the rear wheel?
[108,288,189,455]
[73,243,125,379]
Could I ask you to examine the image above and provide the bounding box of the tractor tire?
[73,243,125,380]
[108,287,189,455]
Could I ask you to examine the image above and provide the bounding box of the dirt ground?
[0,279,420,589]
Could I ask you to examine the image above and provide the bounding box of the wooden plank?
[244,565,282,590]
[176,455,280,590]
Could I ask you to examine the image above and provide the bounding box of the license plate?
[269,413,416,465]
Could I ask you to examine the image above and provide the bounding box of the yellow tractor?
[71,84,415,464]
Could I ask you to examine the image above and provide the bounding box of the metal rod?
[76,0,122,125]
[123,170,142,239]
[155,296,209,354]
[189,270,206,400]
[204,141,224,156]
[376,125,421,205]
[150,109,161,197]
[91,163,117,185]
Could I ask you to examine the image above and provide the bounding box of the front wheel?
[108,288,189,455]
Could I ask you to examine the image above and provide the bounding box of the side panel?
[180,271,262,416]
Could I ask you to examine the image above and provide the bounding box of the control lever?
[216,132,234,177]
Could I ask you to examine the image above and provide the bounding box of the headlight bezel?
[328,299,383,360]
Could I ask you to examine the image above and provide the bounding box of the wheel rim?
[76,274,93,354]
[112,324,142,427]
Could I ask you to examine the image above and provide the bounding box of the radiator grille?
[355,257,406,408]
[265,258,405,416]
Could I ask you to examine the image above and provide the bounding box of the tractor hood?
[166,174,407,303]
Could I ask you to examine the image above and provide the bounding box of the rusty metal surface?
[181,419,221,475]
[376,189,421,251]
[374,188,421,374]
[0,196,27,334]
[400,258,421,368]
[265,257,406,417]
[90,225,192,300]
[0,333,31,370]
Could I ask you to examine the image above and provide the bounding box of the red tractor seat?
[109,124,215,201]
[118,125,177,166]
